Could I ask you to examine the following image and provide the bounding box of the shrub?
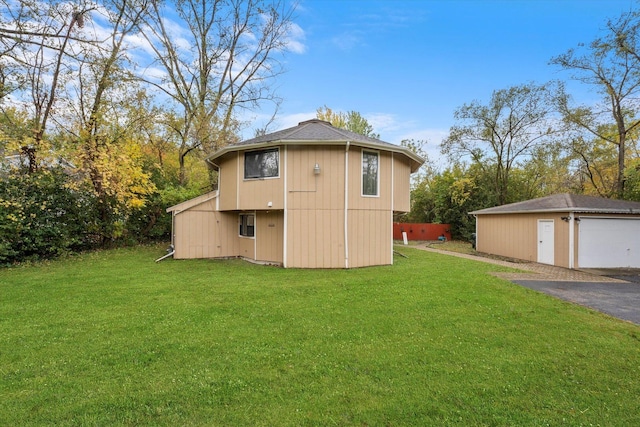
[0,168,97,264]
[123,185,205,243]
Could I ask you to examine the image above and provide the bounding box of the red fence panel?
[393,223,451,241]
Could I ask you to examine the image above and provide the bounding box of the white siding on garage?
[578,217,640,268]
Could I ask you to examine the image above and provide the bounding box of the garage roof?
[470,193,640,215]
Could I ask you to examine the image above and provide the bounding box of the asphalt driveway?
[512,279,640,325]
[418,245,640,325]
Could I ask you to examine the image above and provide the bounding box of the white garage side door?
[537,220,555,265]
[578,218,640,268]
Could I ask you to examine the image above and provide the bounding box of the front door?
[537,219,554,265]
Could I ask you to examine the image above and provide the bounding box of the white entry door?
[537,220,555,265]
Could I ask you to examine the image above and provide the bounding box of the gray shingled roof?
[236,119,394,146]
[207,119,424,171]
[470,193,640,215]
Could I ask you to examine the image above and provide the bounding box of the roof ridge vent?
[298,118,332,126]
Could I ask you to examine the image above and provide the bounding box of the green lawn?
[1,245,639,426]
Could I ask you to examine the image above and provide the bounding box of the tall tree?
[316,106,380,139]
[400,138,432,189]
[551,7,640,198]
[441,82,559,205]
[0,107,32,158]
[53,0,157,242]
[141,0,295,185]
[421,164,493,240]
[567,129,625,197]
[0,0,96,171]
[510,143,580,199]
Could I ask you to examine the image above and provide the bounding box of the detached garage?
[470,194,640,269]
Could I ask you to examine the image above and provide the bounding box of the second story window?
[244,148,279,179]
[362,150,379,196]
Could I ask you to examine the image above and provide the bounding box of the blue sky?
[249,0,636,165]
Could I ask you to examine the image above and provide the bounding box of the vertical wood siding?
[256,211,284,263]
[218,153,238,211]
[238,178,284,210]
[285,145,347,268]
[286,209,345,268]
[393,156,412,212]
[287,145,345,210]
[173,205,239,259]
[218,150,285,211]
[476,213,539,263]
[283,145,406,268]
[237,148,284,210]
[348,149,391,210]
[556,216,570,268]
[237,233,255,259]
[348,210,392,267]
[476,213,569,267]
[345,149,393,267]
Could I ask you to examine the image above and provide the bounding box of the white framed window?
[244,148,279,179]
[362,150,379,196]
[239,213,255,237]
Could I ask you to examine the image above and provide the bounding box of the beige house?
[470,193,640,269]
[167,119,424,268]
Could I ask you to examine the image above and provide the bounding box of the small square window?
[239,213,255,237]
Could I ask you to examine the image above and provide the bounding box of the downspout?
[569,212,575,269]
[236,152,240,209]
[155,247,175,263]
[156,213,175,262]
[474,214,478,250]
[253,210,257,262]
[171,211,175,247]
[390,152,395,263]
[205,158,221,211]
[283,146,288,267]
[344,141,350,268]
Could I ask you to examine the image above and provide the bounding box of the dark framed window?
[244,148,279,179]
[362,150,379,196]
[239,213,255,237]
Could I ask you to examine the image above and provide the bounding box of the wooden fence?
[393,223,451,241]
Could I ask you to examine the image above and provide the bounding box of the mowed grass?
[1,245,639,426]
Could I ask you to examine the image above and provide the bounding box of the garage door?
[578,217,640,268]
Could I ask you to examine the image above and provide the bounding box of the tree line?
[401,7,640,240]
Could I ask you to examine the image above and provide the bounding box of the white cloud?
[331,31,363,51]
[124,32,156,57]
[363,112,449,167]
[275,111,317,128]
[237,111,317,140]
[397,128,448,146]
[159,17,191,52]
[138,66,167,81]
[365,113,403,135]
[286,22,306,54]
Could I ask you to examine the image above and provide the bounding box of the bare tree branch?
[139,0,294,185]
